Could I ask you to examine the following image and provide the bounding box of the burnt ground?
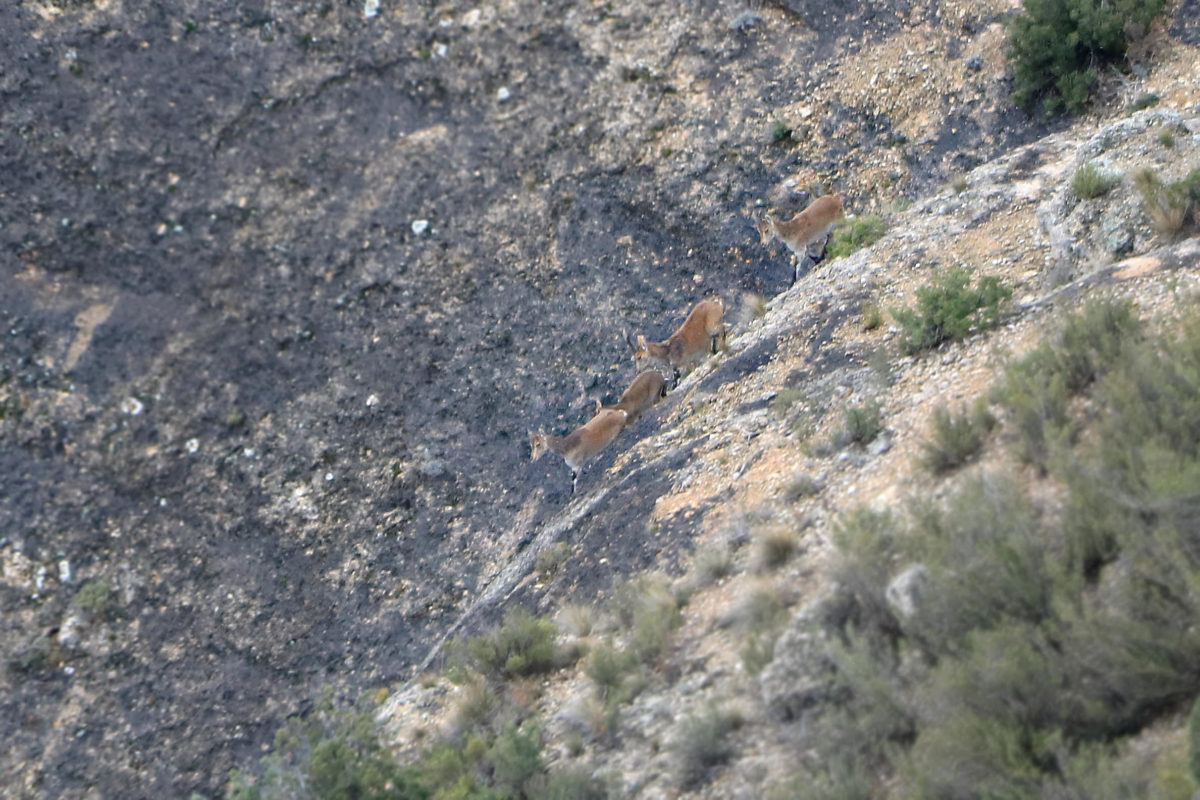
[0,0,1049,796]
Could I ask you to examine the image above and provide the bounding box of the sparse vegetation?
[449,676,498,732]
[838,402,882,446]
[690,545,735,586]
[557,603,597,638]
[608,573,682,664]
[784,472,821,502]
[1131,91,1160,110]
[1158,128,1177,149]
[868,346,894,388]
[826,215,886,260]
[771,118,792,142]
[1135,167,1200,236]
[768,388,806,416]
[919,400,996,474]
[739,632,776,676]
[754,526,801,571]
[891,267,1011,354]
[737,292,767,328]
[465,607,558,678]
[1136,167,1190,235]
[226,689,426,800]
[861,304,884,331]
[74,579,112,615]
[534,541,572,580]
[1071,162,1121,199]
[794,298,1200,797]
[529,765,609,800]
[992,296,1138,467]
[674,704,743,789]
[731,579,789,633]
[584,640,638,695]
[1008,0,1166,115]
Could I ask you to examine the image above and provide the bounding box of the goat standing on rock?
[757,193,844,282]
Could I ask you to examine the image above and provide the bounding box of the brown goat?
[627,298,726,381]
[529,408,629,494]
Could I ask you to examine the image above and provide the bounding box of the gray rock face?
[885,563,930,621]
[1036,107,1198,286]
[758,620,838,723]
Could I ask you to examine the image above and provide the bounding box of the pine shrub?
[1008,0,1165,115]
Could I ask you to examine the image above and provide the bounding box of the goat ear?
[625,330,638,352]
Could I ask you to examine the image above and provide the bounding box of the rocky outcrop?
[1037,107,1200,285]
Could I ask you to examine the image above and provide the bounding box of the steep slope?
[377,73,1200,800]
[1,0,1195,795]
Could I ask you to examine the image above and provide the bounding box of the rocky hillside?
[1,0,1197,796]
[375,102,1200,796]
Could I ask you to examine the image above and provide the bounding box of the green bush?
[465,607,558,678]
[777,756,875,800]
[992,297,1138,467]
[861,304,884,331]
[802,301,1200,797]
[629,584,682,664]
[1071,162,1121,199]
[488,723,544,796]
[838,402,882,446]
[902,475,1053,654]
[734,580,788,633]
[584,640,637,693]
[827,215,886,260]
[450,677,498,732]
[74,579,112,615]
[1008,0,1166,115]
[992,346,1072,468]
[891,267,1011,354]
[739,632,776,676]
[919,400,996,474]
[827,508,902,643]
[226,690,427,800]
[527,765,609,800]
